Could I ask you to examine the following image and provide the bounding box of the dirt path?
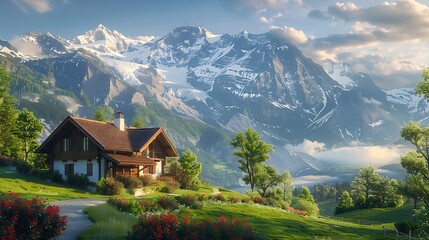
[51,198,106,240]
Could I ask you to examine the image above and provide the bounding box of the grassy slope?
[0,166,111,201]
[79,204,138,240]
[335,205,415,224]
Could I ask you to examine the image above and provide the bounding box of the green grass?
[79,203,138,240]
[317,199,338,216]
[180,204,385,240]
[335,204,415,224]
[0,166,131,201]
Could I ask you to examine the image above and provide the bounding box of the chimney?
[114,111,125,131]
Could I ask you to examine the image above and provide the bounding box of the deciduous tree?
[13,108,43,162]
[231,128,273,191]
[255,164,281,197]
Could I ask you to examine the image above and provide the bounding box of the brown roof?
[103,153,156,166]
[72,117,133,152]
[38,116,178,157]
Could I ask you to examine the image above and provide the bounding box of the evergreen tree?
[131,114,144,128]
[13,108,43,162]
[351,165,381,201]
[231,128,273,191]
[298,186,315,203]
[177,149,202,189]
[334,191,354,215]
[93,106,114,122]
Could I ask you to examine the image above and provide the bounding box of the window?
[148,166,154,174]
[64,164,74,175]
[62,138,71,152]
[87,163,93,176]
[83,137,89,151]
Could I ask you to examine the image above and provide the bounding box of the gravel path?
[51,198,106,240]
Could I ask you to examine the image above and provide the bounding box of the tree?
[177,149,202,189]
[255,165,281,197]
[334,191,354,215]
[279,170,294,202]
[231,128,273,192]
[131,114,144,128]
[298,186,315,203]
[93,106,114,122]
[0,67,19,157]
[351,165,381,201]
[13,108,43,162]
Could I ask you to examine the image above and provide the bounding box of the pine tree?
[334,191,354,215]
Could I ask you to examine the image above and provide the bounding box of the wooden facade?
[38,115,179,182]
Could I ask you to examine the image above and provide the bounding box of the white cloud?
[10,37,42,57]
[259,16,270,24]
[286,140,410,167]
[271,26,308,45]
[134,35,157,43]
[11,0,53,13]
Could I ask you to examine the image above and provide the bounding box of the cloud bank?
[286,139,410,167]
[11,0,53,13]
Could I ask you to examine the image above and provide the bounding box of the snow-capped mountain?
[1,24,425,185]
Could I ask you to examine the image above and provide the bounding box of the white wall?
[155,161,162,176]
[53,159,99,183]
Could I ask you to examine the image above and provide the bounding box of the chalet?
[37,112,179,182]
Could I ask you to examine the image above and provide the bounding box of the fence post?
[396,229,399,239]
[383,224,386,237]
[409,229,411,240]
[358,219,360,224]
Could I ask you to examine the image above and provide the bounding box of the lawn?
[180,204,385,240]
[79,204,138,240]
[0,166,111,201]
[335,204,415,224]
[317,199,338,216]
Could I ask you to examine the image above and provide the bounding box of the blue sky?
[3,0,429,88]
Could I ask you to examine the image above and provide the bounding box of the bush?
[0,157,18,167]
[139,200,160,212]
[178,194,204,209]
[214,193,226,202]
[66,173,90,188]
[198,193,208,201]
[228,196,240,203]
[241,197,253,204]
[252,196,268,206]
[50,170,64,183]
[129,214,180,240]
[291,198,319,216]
[0,192,67,239]
[158,196,179,210]
[96,178,124,195]
[394,221,418,234]
[159,177,180,193]
[108,197,130,212]
[139,175,154,186]
[129,214,262,240]
[16,161,32,174]
[116,175,142,189]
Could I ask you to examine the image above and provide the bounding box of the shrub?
[16,161,32,174]
[228,196,240,203]
[139,200,160,212]
[108,197,130,212]
[252,196,268,206]
[394,221,418,234]
[139,175,154,186]
[129,214,180,240]
[31,168,51,180]
[0,192,67,239]
[129,214,262,240]
[96,178,124,195]
[50,170,64,183]
[0,157,18,167]
[178,194,204,209]
[198,193,208,201]
[214,193,226,202]
[158,196,179,210]
[291,198,319,216]
[66,173,90,188]
[241,197,253,204]
[116,175,142,189]
[159,177,180,193]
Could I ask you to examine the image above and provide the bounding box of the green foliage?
[15,161,33,175]
[93,106,114,122]
[116,175,143,189]
[279,170,294,202]
[66,173,90,188]
[335,191,354,215]
[414,206,429,238]
[13,108,43,162]
[291,197,320,216]
[96,178,124,195]
[178,149,202,189]
[351,165,380,200]
[130,114,144,128]
[231,128,273,191]
[394,221,418,235]
[298,186,315,203]
[255,164,281,197]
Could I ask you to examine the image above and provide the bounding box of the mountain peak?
[71,24,130,52]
